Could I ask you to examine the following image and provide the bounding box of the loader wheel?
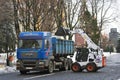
[86,63,97,72]
[71,62,82,72]
[47,60,54,73]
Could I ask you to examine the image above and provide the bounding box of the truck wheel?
[47,61,54,73]
[68,59,72,70]
[59,65,68,71]
[86,63,97,72]
[20,70,27,74]
[71,62,82,72]
[60,59,69,71]
[64,61,69,71]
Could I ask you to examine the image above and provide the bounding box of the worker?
[8,53,14,66]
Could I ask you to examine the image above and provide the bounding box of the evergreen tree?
[81,8,100,45]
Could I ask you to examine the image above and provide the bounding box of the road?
[0,53,120,80]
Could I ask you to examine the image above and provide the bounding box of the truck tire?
[71,62,82,72]
[20,70,27,74]
[86,63,97,72]
[59,60,69,71]
[64,60,69,71]
[65,62,69,70]
[59,64,69,71]
[47,60,54,73]
[68,59,72,70]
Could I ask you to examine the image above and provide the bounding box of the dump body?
[52,37,74,56]
[16,31,74,74]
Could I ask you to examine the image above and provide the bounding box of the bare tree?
[87,0,115,46]
[62,0,82,40]
[76,0,99,44]
[78,0,115,45]
[0,0,15,52]
[51,0,82,40]
[13,0,57,32]
[12,0,20,37]
[39,0,56,31]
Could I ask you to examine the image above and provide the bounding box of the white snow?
[103,52,118,57]
[0,52,17,74]
[0,66,17,74]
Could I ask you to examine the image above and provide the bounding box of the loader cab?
[75,48,89,62]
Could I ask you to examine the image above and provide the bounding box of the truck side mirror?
[45,40,49,48]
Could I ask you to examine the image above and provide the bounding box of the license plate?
[26,67,33,69]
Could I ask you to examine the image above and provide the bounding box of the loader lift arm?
[70,29,100,50]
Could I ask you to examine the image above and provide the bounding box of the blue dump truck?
[16,31,74,74]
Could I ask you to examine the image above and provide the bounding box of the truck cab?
[17,32,52,59]
[16,32,54,74]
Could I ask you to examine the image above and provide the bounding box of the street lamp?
[5,31,9,66]
[1,27,9,66]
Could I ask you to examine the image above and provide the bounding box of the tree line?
[0,0,116,53]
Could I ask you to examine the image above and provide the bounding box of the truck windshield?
[18,40,42,49]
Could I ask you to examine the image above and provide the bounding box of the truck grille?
[22,60,37,67]
[21,52,38,58]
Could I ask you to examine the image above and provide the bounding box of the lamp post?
[6,31,9,66]
[1,27,9,66]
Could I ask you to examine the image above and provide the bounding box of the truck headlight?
[39,62,44,65]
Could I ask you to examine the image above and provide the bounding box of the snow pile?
[0,66,17,74]
[103,52,118,57]
[0,52,17,74]
[0,53,7,63]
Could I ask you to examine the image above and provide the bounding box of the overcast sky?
[102,0,120,34]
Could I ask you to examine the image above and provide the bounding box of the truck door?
[44,39,52,56]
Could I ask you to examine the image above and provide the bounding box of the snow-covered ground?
[0,52,119,74]
[0,52,17,74]
[0,66,17,74]
[103,52,118,57]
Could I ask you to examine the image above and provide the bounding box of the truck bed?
[52,37,74,56]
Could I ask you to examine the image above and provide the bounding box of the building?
[75,33,86,47]
[109,28,120,47]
